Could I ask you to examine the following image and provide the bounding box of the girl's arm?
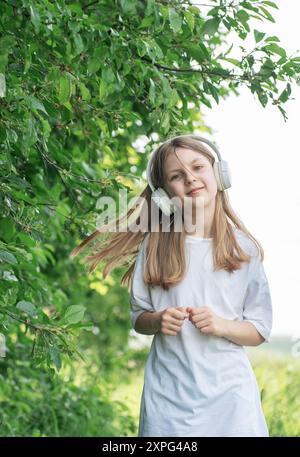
[134,311,163,335]
[221,319,265,346]
[187,306,266,346]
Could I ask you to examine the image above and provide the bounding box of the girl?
[71,134,273,437]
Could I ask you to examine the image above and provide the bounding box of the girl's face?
[164,147,218,206]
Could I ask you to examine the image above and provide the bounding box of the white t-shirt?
[130,229,273,437]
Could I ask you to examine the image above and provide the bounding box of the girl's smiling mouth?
[187,187,205,196]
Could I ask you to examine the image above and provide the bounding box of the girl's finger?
[174,308,189,319]
[199,325,211,334]
[192,312,209,321]
[194,315,211,323]
[168,317,185,327]
[165,331,178,336]
[163,322,181,332]
[191,307,209,314]
[196,319,210,329]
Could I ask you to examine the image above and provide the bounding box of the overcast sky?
[200,0,300,337]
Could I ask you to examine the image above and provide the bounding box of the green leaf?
[166,88,180,109]
[49,346,62,371]
[201,18,220,36]
[207,7,220,17]
[257,91,268,107]
[30,6,41,32]
[279,83,291,103]
[64,322,94,331]
[0,218,16,242]
[0,251,18,265]
[183,10,195,32]
[201,96,212,109]
[236,10,250,26]
[99,80,108,101]
[258,5,276,23]
[176,79,198,93]
[143,39,164,61]
[87,57,102,74]
[16,301,37,317]
[254,29,266,44]
[168,7,182,33]
[206,81,219,104]
[16,233,36,248]
[79,82,91,101]
[120,0,137,13]
[102,67,116,84]
[261,1,279,9]
[240,1,259,12]
[138,16,154,29]
[222,19,232,31]
[263,43,286,58]
[73,33,84,56]
[63,305,86,325]
[188,43,210,66]
[149,78,156,106]
[0,73,6,97]
[27,96,48,116]
[277,105,288,122]
[161,111,170,132]
[58,76,71,104]
[264,36,280,43]
[145,0,155,16]
[223,43,233,57]
[137,40,147,57]
[220,57,241,67]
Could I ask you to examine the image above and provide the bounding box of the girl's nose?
[185,173,197,184]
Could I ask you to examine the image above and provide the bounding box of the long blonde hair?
[70,135,264,291]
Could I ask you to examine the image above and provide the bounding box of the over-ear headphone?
[145,134,232,216]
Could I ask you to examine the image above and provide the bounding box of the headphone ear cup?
[152,188,176,216]
[213,160,232,191]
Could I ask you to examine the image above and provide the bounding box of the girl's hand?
[186,306,226,338]
[159,306,189,336]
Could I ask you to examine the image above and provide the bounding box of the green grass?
[247,348,300,436]
[109,368,144,437]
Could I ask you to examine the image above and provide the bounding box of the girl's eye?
[171,166,203,180]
